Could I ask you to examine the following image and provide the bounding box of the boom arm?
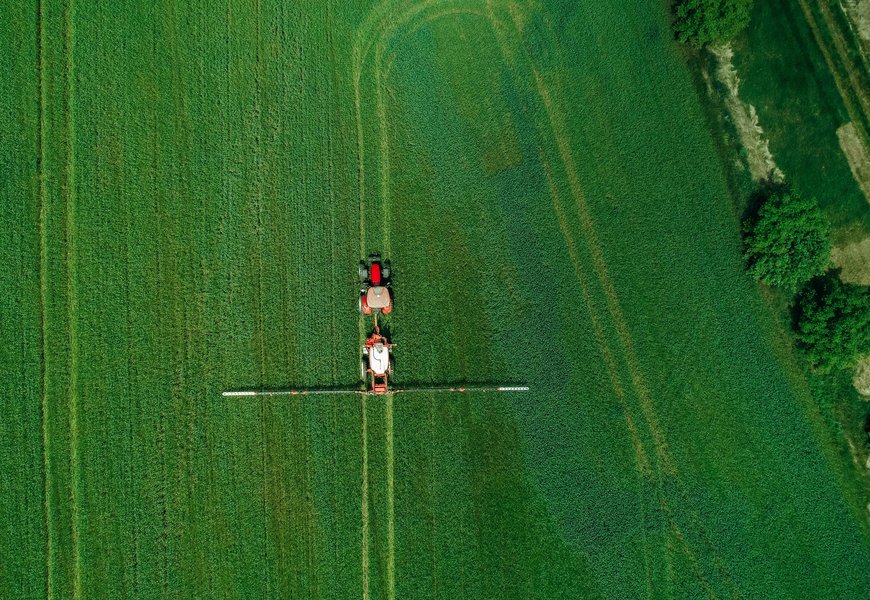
[223,385,529,397]
[222,389,362,397]
[392,386,529,394]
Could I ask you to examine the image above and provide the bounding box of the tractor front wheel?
[381,260,391,280]
[359,262,369,282]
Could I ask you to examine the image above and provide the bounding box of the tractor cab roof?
[368,344,390,375]
[366,286,391,309]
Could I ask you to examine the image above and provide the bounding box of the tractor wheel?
[361,359,367,381]
[381,260,391,280]
[359,262,368,282]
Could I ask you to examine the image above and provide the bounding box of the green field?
[3,0,870,598]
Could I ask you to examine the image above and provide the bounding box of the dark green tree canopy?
[673,0,753,47]
[743,190,831,291]
[794,275,870,373]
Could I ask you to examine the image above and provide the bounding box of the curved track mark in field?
[252,3,276,596]
[353,5,436,598]
[482,4,676,591]
[488,3,744,596]
[358,1,737,597]
[526,9,745,593]
[365,1,705,593]
[539,72,719,600]
[358,6,498,599]
[530,66,675,477]
[353,1,428,258]
[542,159,652,477]
[375,44,390,250]
[378,5,495,254]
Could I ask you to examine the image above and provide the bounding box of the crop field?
[3,0,870,598]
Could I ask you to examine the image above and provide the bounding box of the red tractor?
[359,253,393,315]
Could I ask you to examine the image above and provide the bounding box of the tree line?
[743,187,870,375]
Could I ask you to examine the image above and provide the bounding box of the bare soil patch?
[854,355,870,397]
[710,45,783,182]
[837,122,870,204]
[832,236,870,284]
[842,0,870,47]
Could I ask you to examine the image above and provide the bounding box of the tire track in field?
[384,391,395,599]
[531,66,673,475]
[539,76,717,597]
[482,3,676,590]
[374,2,494,251]
[543,153,667,597]
[62,0,84,595]
[35,0,53,595]
[251,2,275,596]
[352,14,374,596]
[360,393,370,600]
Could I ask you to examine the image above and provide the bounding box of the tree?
[794,275,870,373]
[743,189,831,291]
[673,0,754,47]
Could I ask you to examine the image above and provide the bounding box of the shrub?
[743,190,831,291]
[673,0,754,47]
[794,274,870,373]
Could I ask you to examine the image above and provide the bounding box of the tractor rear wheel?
[361,358,367,381]
[381,260,391,280]
[359,262,368,282]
